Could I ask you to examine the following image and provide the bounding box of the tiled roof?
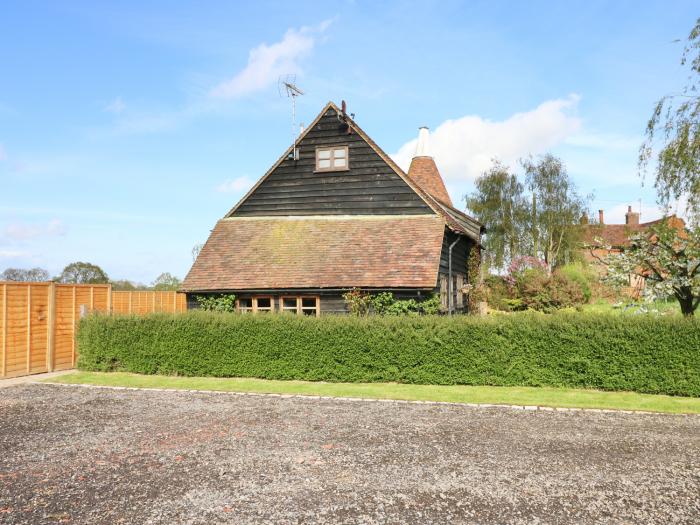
[407,156,453,207]
[182,216,445,291]
[582,216,686,248]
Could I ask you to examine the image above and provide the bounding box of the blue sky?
[1,1,697,283]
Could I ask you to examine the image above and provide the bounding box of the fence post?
[71,286,76,367]
[107,284,112,314]
[47,282,56,372]
[26,285,31,374]
[1,283,6,377]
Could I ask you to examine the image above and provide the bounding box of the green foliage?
[110,279,149,291]
[360,291,442,315]
[601,220,700,316]
[556,262,595,303]
[522,154,589,268]
[152,272,182,291]
[466,156,590,272]
[56,261,109,284]
[342,288,372,316]
[77,312,700,397]
[640,17,700,221]
[195,294,236,313]
[465,161,529,271]
[0,267,49,282]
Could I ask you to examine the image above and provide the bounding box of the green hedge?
[77,312,700,397]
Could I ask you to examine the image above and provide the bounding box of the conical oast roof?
[407,127,453,206]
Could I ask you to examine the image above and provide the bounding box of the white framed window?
[315,146,349,172]
[237,297,253,313]
[281,296,300,314]
[254,296,273,313]
[301,297,320,316]
[278,296,319,316]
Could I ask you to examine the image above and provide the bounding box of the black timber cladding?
[230,108,433,216]
[439,228,472,278]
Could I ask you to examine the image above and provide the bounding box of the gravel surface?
[1,384,699,524]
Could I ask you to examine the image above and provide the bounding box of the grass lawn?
[581,298,681,316]
[45,372,700,414]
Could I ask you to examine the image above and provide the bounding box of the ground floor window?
[279,296,320,316]
[236,295,320,316]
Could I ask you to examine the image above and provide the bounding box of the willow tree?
[640,18,700,222]
[465,161,529,272]
[522,154,589,270]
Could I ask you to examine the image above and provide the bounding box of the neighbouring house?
[182,101,482,315]
[581,206,686,293]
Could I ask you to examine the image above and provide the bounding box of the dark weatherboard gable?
[228,106,433,217]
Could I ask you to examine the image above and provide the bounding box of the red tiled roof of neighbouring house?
[181,215,445,291]
[582,215,686,248]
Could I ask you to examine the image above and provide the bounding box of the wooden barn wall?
[230,108,434,217]
[438,229,471,278]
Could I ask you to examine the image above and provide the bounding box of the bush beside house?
[77,312,700,397]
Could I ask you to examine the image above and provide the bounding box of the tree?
[640,18,700,222]
[110,279,149,291]
[601,220,700,317]
[0,267,50,282]
[56,262,109,284]
[522,154,589,269]
[152,272,182,291]
[465,161,529,272]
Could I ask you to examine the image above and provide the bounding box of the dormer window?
[315,146,348,172]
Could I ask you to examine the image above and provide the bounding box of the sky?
[1,1,698,283]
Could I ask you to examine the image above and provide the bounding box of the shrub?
[77,312,700,397]
[195,294,236,313]
[342,289,372,316]
[556,263,595,303]
[348,290,442,316]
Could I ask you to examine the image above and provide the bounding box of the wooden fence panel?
[111,291,186,315]
[1,282,111,377]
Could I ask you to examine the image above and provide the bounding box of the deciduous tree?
[601,221,700,317]
[0,267,50,282]
[56,262,109,284]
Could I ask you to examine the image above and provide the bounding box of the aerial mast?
[278,75,304,160]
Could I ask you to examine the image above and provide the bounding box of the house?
[581,206,686,293]
[182,101,482,315]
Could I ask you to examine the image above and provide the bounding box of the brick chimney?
[625,205,640,226]
[598,209,604,224]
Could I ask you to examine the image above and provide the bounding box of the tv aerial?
[278,75,304,160]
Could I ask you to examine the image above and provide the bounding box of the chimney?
[415,126,432,158]
[625,205,640,226]
[598,209,604,224]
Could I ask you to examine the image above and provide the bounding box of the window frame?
[300,296,320,317]
[280,296,300,314]
[253,296,274,314]
[236,297,253,314]
[315,146,349,172]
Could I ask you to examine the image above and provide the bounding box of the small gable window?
[316,146,348,172]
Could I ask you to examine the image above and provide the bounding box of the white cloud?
[392,95,582,183]
[216,176,254,193]
[105,96,126,114]
[210,20,333,99]
[3,219,67,241]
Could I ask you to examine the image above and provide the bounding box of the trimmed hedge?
[77,312,700,397]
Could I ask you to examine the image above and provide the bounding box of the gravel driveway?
[1,384,699,524]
